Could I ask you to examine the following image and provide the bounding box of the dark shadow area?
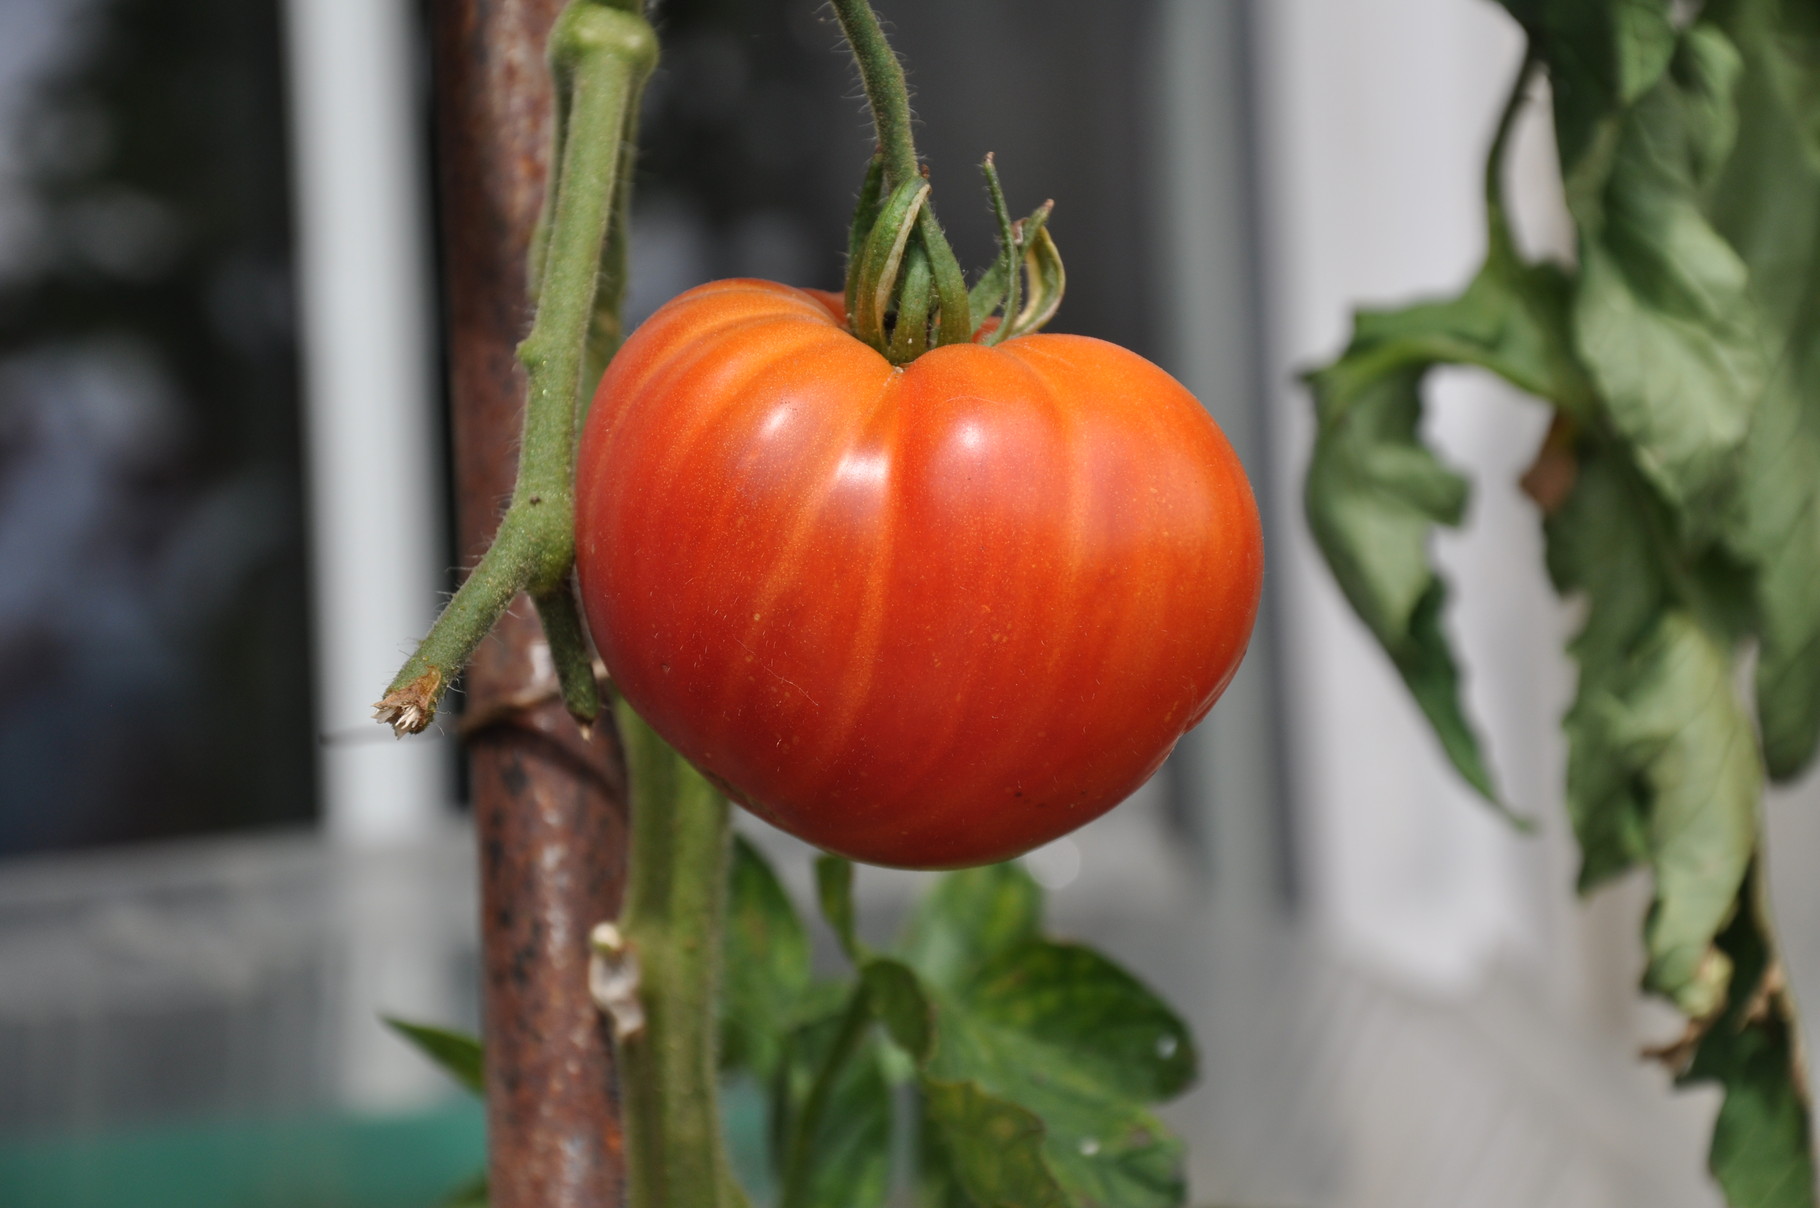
[0,0,314,851]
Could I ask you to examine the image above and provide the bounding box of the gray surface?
[0,800,1789,1206]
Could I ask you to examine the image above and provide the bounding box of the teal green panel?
[0,1101,485,1208]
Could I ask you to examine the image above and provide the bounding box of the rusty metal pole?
[427,4,628,1205]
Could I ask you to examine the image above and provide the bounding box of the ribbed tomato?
[575,279,1262,868]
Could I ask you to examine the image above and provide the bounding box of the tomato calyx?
[830,0,1065,366]
[968,157,1065,346]
[842,152,1069,365]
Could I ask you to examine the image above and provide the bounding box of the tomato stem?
[828,0,917,190]
[1483,47,1536,263]
[376,2,654,737]
[615,700,751,1208]
[384,8,753,1204]
[829,0,971,359]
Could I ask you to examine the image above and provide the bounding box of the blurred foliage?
[399,840,1199,1207]
[1305,1,1820,1204]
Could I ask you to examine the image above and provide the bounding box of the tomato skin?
[576,279,1262,869]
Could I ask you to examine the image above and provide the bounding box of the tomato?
[575,279,1262,869]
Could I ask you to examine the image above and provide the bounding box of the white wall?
[283,0,451,845]
[1249,0,1581,993]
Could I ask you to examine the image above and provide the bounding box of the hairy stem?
[376,2,656,735]
[829,0,919,190]
[829,0,970,354]
[616,700,750,1208]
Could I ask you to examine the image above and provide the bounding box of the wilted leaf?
[1621,612,1759,1017]
[1565,25,1763,530]
[1707,0,1820,781]
[1304,241,1582,810]
[1545,446,1667,887]
[1308,12,1820,1205]
[1683,869,1816,1208]
[1539,0,1678,172]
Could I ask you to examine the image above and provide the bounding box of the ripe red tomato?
[576,279,1262,869]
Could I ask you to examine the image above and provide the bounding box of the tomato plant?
[383,0,1232,1203]
[574,280,1261,868]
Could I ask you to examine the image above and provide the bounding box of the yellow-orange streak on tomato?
[577,279,1263,869]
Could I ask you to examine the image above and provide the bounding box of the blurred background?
[3,0,1819,1205]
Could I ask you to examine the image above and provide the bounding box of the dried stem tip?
[373,668,445,738]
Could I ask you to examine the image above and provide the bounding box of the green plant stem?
[828,0,970,354]
[377,2,656,734]
[779,985,872,1208]
[616,699,749,1208]
[829,0,918,190]
[513,5,655,583]
[1483,47,1536,256]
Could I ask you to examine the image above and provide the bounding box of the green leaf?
[921,1079,1066,1208]
[815,854,862,961]
[1622,612,1760,1017]
[1706,0,1820,170]
[1682,868,1815,1208]
[1308,8,1820,1207]
[864,958,937,1061]
[775,1002,895,1208]
[1304,242,1581,812]
[1565,24,1764,528]
[384,1018,485,1097]
[1738,362,1820,782]
[867,937,1192,1208]
[1545,448,1668,888]
[438,1172,490,1208]
[965,942,1196,1104]
[722,836,813,1080]
[1549,449,1758,1019]
[1540,0,1678,174]
[899,860,1043,993]
[1706,0,1820,781]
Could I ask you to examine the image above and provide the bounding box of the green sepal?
[919,208,974,348]
[978,155,1021,344]
[969,201,1064,345]
[889,242,935,363]
[1002,225,1066,341]
[850,177,930,353]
